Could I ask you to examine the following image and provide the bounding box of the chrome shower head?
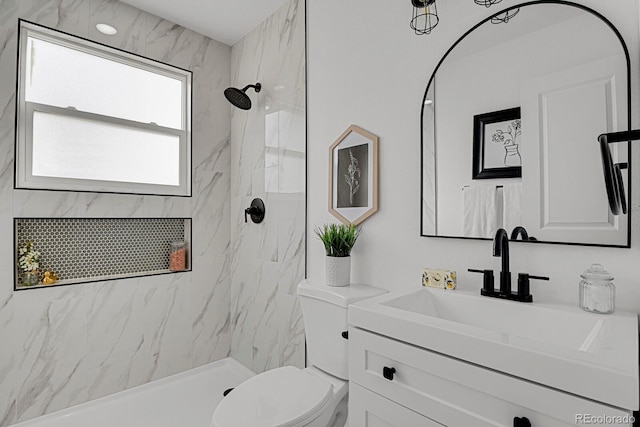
[224,83,262,110]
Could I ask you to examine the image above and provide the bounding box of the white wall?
[0,1,231,425]
[307,0,640,311]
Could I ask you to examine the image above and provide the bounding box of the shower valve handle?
[244,207,255,223]
[244,198,265,224]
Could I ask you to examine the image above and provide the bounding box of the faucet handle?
[468,268,496,296]
[517,273,549,303]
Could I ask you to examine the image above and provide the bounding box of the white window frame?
[16,20,192,196]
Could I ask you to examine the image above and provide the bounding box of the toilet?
[212,279,386,427]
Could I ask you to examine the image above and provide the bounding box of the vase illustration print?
[504,144,521,167]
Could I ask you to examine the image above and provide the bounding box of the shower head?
[224,83,262,110]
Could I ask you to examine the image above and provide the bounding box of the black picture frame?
[472,107,522,179]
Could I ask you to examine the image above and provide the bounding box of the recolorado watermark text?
[576,414,635,425]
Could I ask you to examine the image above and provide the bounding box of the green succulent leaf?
[314,223,360,257]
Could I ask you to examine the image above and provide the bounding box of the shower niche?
[14,217,191,290]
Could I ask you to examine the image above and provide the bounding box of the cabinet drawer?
[349,327,632,427]
[350,382,443,427]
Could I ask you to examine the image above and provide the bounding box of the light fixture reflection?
[410,0,439,35]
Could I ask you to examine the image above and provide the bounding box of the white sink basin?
[349,287,638,410]
[382,288,606,352]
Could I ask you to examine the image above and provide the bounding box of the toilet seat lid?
[212,366,332,427]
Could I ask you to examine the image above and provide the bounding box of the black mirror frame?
[420,0,632,248]
[599,130,640,216]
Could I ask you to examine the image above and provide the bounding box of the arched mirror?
[421,1,631,247]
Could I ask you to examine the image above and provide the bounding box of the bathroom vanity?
[347,287,638,426]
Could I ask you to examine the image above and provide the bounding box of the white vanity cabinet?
[348,327,634,427]
[350,382,444,427]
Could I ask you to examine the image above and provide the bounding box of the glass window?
[32,111,181,185]
[16,21,192,196]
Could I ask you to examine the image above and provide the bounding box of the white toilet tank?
[297,280,386,380]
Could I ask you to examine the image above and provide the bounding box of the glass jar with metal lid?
[579,264,615,314]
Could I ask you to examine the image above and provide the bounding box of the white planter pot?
[326,256,351,287]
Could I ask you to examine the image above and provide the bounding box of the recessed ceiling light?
[96,23,118,36]
[424,99,433,105]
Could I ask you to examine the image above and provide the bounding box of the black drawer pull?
[341,331,348,339]
[514,417,531,427]
[382,366,396,381]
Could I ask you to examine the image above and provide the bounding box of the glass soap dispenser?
[579,264,615,314]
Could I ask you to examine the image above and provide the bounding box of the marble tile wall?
[0,1,231,425]
[229,0,306,373]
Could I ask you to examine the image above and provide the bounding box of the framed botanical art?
[329,125,379,225]
[472,107,522,179]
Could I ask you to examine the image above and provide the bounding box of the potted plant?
[315,223,360,287]
[18,241,41,286]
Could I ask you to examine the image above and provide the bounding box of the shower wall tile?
[139,276,192,376]
[230,197,262,262]
[14,290,89,422]
[0,1,17,251]
[277,294,306,368]
[193,78,231,173]
[145,19,202,69]
[143,196,191,218]
[83,193,146,217]
[0,1,232,424]
[230,0,306,373]
[192,168,229,259]
[0,4,17,115]
[229,111,252,198]
[0,270,17,427]
[229,256,261,369]
[145,18,224,86]
[277,257,306,296]
[12,191,89,218]
[190,253,231,367]
[0,24,14,277]
[85,279,146,369]
[0,109,15,273]
[249,261,282,372]
[278,0,306,115]
[0,365,16,427]
[277,197,306,262]
[191,36,230,91]
[86,357,144,401]
[256,200,280,263]
[19,0,91,37]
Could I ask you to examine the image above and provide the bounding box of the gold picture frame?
[328,125,379,225]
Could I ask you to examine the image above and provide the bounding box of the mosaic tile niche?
[14,218,191,289]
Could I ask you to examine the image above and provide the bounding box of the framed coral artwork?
[472,107,522,179]
[329,125,379,225]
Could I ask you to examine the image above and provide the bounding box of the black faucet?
[493,228,511,295]
[510,226,528,240]
[510,226,537,242]
[469,228,549,302]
